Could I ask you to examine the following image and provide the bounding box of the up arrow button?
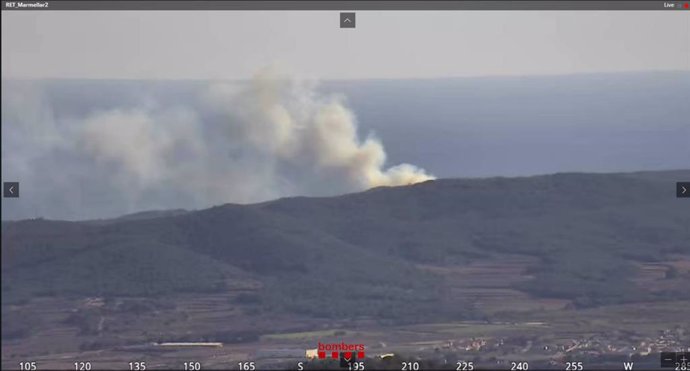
[340,12,356,28]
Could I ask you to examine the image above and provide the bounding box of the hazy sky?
[2,9,689,220]
[2,10,689,79]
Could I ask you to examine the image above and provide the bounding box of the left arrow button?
[3,182,19,198]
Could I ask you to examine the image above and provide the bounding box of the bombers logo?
[316,341,366,360]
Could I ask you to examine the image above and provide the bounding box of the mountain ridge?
[2,169,689,321]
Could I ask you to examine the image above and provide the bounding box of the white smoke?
[1,69,434,220]
[205,68,434,189]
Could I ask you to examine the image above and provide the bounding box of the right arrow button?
[677,182,690,198]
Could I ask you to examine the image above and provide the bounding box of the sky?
[2,10,689,80]
[1,10,689,220]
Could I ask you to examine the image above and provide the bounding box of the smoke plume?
[1,69,434,220]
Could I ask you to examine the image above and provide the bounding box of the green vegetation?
[2,240,229,302]
[2,170,689,330]
[1,310,36,340]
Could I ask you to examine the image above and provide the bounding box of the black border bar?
[2,1,688,11]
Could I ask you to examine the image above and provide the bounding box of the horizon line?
[2,167,688,224]
[2,69,689,83]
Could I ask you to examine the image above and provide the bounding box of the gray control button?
[678,182,690,198]
[3,182,19,198]
[340,12,355,28]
